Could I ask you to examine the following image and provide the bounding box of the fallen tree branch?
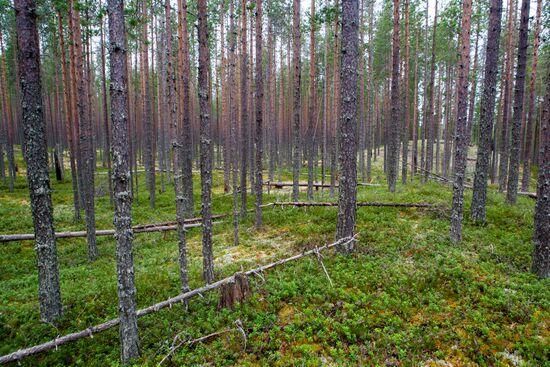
[0,222,220,243]
[264,181,380,188]
[0,235,356,364]
[272,201,440,208]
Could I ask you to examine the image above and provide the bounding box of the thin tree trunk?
[70,0,98,260]
[521,0,541,191]
[387,0,400,192]
[506,0,530,204]
[240,0,249,217]
[228,0,239,246]
[401,0,410,184]
[254,0,264,227]
[498,0,516,191]
[99,13,113,206]
[198,0,214,284]
[307,0,316,200]
[178,0,194,217]
[292,0,302,201]
[450,0,472,243]
[424,0,438,182]
[531,62,550,278]
[470,0,503,222]
[165,0,189,293]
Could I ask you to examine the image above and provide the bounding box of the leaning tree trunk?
[15,0,63,324]
[521,0,541,192]
[336,0,358,252]
[506,0,530,204]
[254,0,264,228]
[531,62,550,278]
[198,0,214,285]
[449,0,472,243]
[291,0,302,202]
[470,0,503,222]
[387,0,400,192]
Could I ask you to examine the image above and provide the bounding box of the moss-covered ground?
[0,148,548,366]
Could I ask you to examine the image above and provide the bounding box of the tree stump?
[218,272,251,310]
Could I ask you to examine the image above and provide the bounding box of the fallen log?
[0,236,356,364]
[272,201,440,208]
[0,203,275,243]
[0,222,215,243]
[264,181,380,189]
[517,191,537,199]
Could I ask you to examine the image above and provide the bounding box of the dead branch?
[272,201,440,208]
[0,236,356,364]
[0,222,219,243]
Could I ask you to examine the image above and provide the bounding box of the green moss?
[0,149,548,366]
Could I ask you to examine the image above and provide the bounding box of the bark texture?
[198,0,214,284]
[254,0,263,228]
[470,0,503,222]
[506,0,530,204]
[532,63,550,278]
[292,0,302,202]
[107,0,141,361]
[387,0,400,192]
[335,0,358,251]
[450,0,472,243]
[15,0,63,324]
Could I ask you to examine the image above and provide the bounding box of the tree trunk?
[306,0,316,200]
[99,14,113,206]
[498,0,516,192]
[531,62,550,278]
[15,0,63,324]
[228,0,239,246]
[521,0,541,191]
[178,0,194,217]
[240,0,249,217]
[470,0,503,222]
[165,0,189,293]
[505,0,530,204]
[401,0,410,184]
[70,0,98,260]
[423,0,438,182]
[449,0,472,243]
[387,0,400,192]
[336,0,358,252]
[198,0,214,284]
[292,0,302,201]
[107,0,141,361]
[254,0,264,228]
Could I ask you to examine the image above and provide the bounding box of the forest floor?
[0,147,548,366]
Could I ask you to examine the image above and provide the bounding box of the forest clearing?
[0,0,549,365]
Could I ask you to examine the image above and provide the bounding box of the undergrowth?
[0,149,548,366]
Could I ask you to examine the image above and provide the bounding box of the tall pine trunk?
[470,0,503,222]
[15,0,63,324]
[387,0,400,192]
[531,62,550,278]
[292,0,302,201]
[336,0,358,251]
[198,0,214,284]
[505,0,530,204]
[254,0,264,227]
[450,0,472,243]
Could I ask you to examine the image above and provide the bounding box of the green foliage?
[0,147,547,366]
